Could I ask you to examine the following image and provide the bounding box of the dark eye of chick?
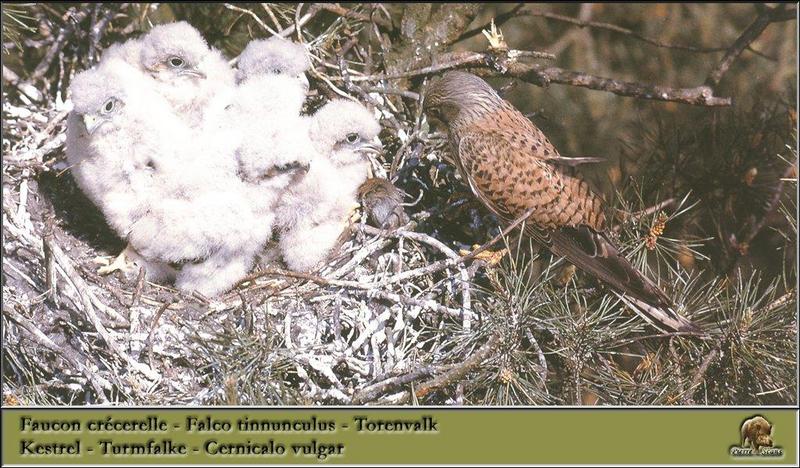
[102,99,115,113]
[346,133,360,144]
[272,68,282,75]
[169,57,185,68]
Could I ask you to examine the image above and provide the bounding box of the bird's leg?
[458,244,508,266]
[347,202,368,244]
[347,202,362,225]
[95,244,139,276]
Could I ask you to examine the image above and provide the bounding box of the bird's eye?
[346,133,360,144]
[102,99,116,114]
[272,68,282,75]
[168,56,185,68]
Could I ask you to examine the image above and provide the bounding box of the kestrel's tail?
[616,295,705,336]
[548,225,703,334]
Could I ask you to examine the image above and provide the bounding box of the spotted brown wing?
[454,128,700,333]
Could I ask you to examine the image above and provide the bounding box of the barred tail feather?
[616,294,706,335]
[549,224,703,334]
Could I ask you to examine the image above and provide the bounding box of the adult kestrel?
[424,71,700,334]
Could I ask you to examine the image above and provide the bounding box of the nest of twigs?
[1,3,508,406]
[3,3,797,406]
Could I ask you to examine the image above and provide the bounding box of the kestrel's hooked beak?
[179,67,206,79]
[355,139,383,157]
[82,114,103,135]
[298,73,310,91]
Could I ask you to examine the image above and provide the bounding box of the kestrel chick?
[358,178,409,229]
[210,38,315,237]
[276,99,382,272]
[66,60,189,282]
[236,36,311,89]
[67,60,268,296]
[424,71,700,333]
[66,61,166,236]
[212,38,313,187]
[132,21,235,126]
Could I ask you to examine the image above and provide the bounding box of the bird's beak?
[179,68,206,79]
[298,73,310,90]
[356,139,383,157]
[82,114,102,135]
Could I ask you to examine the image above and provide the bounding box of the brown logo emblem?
[730,415,784,457]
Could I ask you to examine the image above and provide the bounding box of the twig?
[337,40,404,130]
[28,8,89,82]
[364,87,420,101]
[460,5,781,62]
[43,231,159,381]
[705,5,789,87]
[735,164,795,251]
[87,4,118,65]
[524,327,548,388]
[2,64,42,102]
[351,366,438,404]
[527,6,774,56]
[146,301,172,369]
[687,345,721,396]
[130,267,146,307]
[3,304,111,403]
[348,50,549,82]
[613,197,676,232]
[312,3,392,29]
[361,290,462,319]
[278,5,317,38]
[754,291,796,316]
[350,49,732,107]
[361,207,536,288]
[42,210,58,307]
[500,59,730,106]
[457,4,526,42]
[395,332,500,404]
[224,3,280,36]
[356,225,474,329]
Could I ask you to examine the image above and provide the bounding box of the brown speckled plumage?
[424,71,700,333]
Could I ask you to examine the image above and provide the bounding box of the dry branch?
[705,4,792,87]
[394,332,500,404]
[349,49,732,106]
[3,304,111,403]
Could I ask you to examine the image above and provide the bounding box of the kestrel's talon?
[347,203,362,225]
[96,245,138,276]
[459,246,508,266]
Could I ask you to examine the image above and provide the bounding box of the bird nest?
[4,3,797,407]
[2,85,500,405]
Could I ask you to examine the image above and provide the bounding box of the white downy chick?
[204,36,315,240]
[66,60,174,237]
[67,59,265,296]
[236,36,311,89]
[134,21,235,127]
[276,99,382,272]
[226,35,312,151]
[99,37,143,66]
[65,59,188,282]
